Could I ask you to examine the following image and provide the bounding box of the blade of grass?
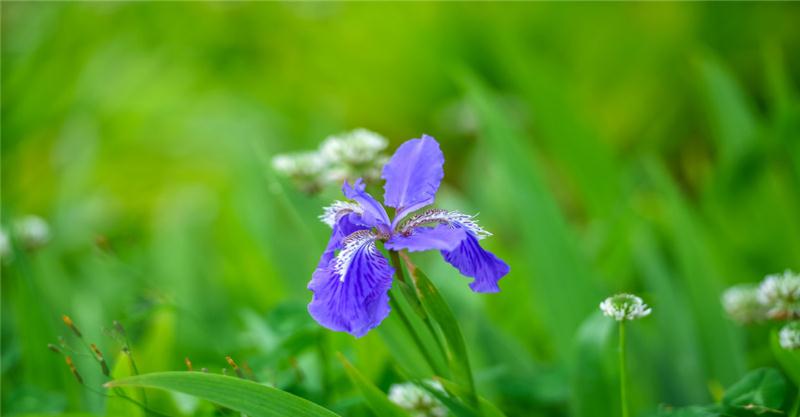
[107,372,341,417]
[338,353,410,417]
[459,70,600,358]
[645,158,746,385]
[403,260,477,408]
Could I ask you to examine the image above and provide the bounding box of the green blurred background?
[2,2,800,416]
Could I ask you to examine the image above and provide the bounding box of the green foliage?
[406,264,477,407]
[771,330,800,386]
[3,2,800,417]
[651,368,789,417]
[722,368,786,413]
[339,354,410,417]
[108,372,341,417]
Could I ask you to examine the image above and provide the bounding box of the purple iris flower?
[308,134,510,337]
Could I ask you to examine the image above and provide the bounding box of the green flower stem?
[389,250,407,284]
[619,321,629,417]
[388,250,448,377]
[390,250,449,362]
[388,294,443,375]
[790,387,800,417]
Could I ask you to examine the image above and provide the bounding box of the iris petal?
[308,230,395,337]
[441,232,509,293]
[381,135,444,226]
[385,224,465,252]
[316,213,368,269]
[342,179,391,231]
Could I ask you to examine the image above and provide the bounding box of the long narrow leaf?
[338,354,410,417]
[107,372,340,417]
[406,262,477,408]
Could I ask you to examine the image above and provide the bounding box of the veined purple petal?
[308,230,395,337]
[317,213,368,269]
[381,135,444,226]
[385,224,465,252]
[343,179,391,231]
[441,232,509,293]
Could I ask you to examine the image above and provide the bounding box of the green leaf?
[107,371,340,417]
[696,56,759,167]
[459,72,600,357]
[433,378,507,417]
[570,312,618,417]
[407,265,477,407]
[647,405,724,417]
[105,351,145,417]
[722,368,787,412]
[645,158,746,385]
[770,329,800,386]
[338,353,410,417]
[17,414,101,417]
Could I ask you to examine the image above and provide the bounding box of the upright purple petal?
[382,135,444,226]
[308,230,395,337]
[343,179,391,231]
[441,232,509,293]
[385,224,465,252]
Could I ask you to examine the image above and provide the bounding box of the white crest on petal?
[319,201,364,228]
[399,209,491,240]
[333,230,377,282]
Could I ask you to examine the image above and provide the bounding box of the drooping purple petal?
[316,213,368,270]
[441,232,509,293]
[308,230,395,337]
[343,179,391,231]
[385,224,466,252]
[381,135,444,226]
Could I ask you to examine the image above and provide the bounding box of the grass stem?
[619,321,629,417]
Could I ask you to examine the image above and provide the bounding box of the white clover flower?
[722,284,765,324]
[0,227,11,261]
[319,128,389,184]
[388,381,446,417]
[600,293,651,321]
[757,270,800,320]
[319,128,388,166]
[271,151,328,178]
[271,151,329,194]
[779,321,800,350]
[14,215,50,250]
[272,129,391,194]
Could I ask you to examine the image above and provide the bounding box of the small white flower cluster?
[388,381,447,417]
[757,270,800,320]
[779,321,800,350]
[722,270,800,324]
[0,228,10,261]
[721,270,800,351]
[272,128,389,194]
[1,215,52,263]
[600,293,651,322]
[721,284,765,324]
